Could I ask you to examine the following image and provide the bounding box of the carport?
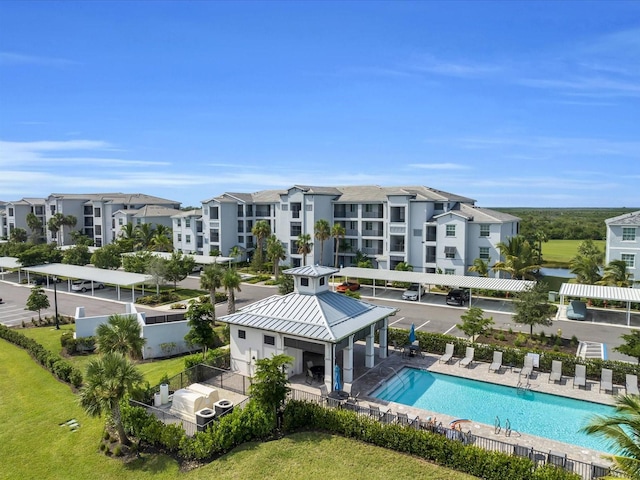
[0,257,23,282]
[337,267,534,304]
[559,283,640,326]
[23,264,152,302]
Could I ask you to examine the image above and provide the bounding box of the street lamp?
[53,276,59,330]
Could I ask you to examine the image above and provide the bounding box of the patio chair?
[591,463,610,479]
[397,411,419,427]
[343,396,359,412]
[305,368,314,385]
[440,343,454,364]
[306,360,314,370]
[520,355,534,378]
[600,368,613,394]
[368,405,384,421]
[318,384,329,400]
[547,450,567,468]
[549,360,562,384]
[343,382,352,396]
[626,374,639,395]
[459,347,474,368]
[513,445,533,460]
[573,365,586,389]
[489,351,503,373]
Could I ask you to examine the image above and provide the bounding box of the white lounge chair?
[549,360,562,384]
[440,343,454,364]
[600,368,613,394]
[459,347,474,368]
[520,355,534,378]
[574,364,586,389]
[489,351,503,373]
[396,411,419,427]
[626,374,639,395]
[343,382,352,396]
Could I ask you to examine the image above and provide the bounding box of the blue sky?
[1,1,639,208]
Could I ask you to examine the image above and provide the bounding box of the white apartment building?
[605,210,640,283]
[172,209,203,254]
[4,198,46,241]
[199,185,519,275]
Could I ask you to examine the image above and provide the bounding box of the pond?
[538,267,575,278]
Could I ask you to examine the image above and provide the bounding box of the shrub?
[514,333,527,347]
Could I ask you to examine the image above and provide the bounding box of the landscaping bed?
[476,329,579,357]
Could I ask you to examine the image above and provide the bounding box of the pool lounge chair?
[626,374,639,395]
[549,360,562,384]
[520,355,534,378]
[600,368,613,394]
[513,445,533,460]
[489,351,503,373]
[440,343,454,364]
[397,411,419,427]
[547,450,567,468]
[459,347,474,368]
[573,365,586,389]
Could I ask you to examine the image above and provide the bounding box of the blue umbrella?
[333,364,342,391]
[409,323,416,344]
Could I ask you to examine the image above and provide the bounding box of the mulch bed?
[476,329,578,356]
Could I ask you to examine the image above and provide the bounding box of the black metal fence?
[288,388,624,480]
[144,313,186,324]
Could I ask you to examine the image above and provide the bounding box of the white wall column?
[365,324,375,368]
[343,335,354,383]
[324,343,333,391]
[379,318,388,359]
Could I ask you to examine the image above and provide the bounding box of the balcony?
[425,255,436,263]
[362,229,383,237]
[390,243,405,253]
[345,229,359,236]
[362,211,383,219]
[362,247,383,255]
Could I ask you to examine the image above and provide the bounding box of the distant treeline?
[494,208,639,241]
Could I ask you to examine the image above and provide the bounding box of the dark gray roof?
[606,211,640,226]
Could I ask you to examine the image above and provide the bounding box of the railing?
[362,247,383,255]
[362,229,384,237]
[144,313,186,324]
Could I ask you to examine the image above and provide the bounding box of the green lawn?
[0,339,475,480]
[542,239,605,267]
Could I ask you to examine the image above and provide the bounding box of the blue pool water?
[371,368,615,453]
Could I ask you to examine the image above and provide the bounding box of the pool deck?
[292,343,620,467]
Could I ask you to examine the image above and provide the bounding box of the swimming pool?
[371,368,615,453]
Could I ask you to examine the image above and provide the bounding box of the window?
[305,204,312,211]
[238,330,246,339]
[210,229,219,242]
[434,202,444,211]
[480,225,490,237]
[94,207,101,217]
[238,235,244,244]
[95,225,102,235]
[479,247,490,260]
[623,227,636,241]
[186,235,191,243]
[210,207,219,220]
[185,219,191,228]
[264,335,275,346]
[281,203,288,211]
[445,246,456,259]
[237,220,244,233]
[290,222,302,237]
[622,254,635,269]
[446,225,456,237]
[176,218,181,227]
[50,205,56,215]
[177,234,182,242]
[320,277,325,286]
[444,268,455,275]
[95,238,102,247]
[8,207,14,216]
[413,229,422,237]
[118,218,123,225]
[300,277,309,286]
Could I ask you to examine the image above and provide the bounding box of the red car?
[336,281,360,293]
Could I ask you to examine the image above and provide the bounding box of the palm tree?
[79,352,144,446]
[200,263,224,324]
[26,212,43,243]
[468,257,491,277]
[47,213,65,245]
[251,220,271,270]
[492,236,540,280]
[570,255,602,285]
[119,222,136,240]
[581,395,640,478]
[63,214,77,243]
[314,219,331,265]
[135,223,155,250]
[331,223,346,268]
[96,314,146,360]
[296,233,313,266]
[229,245,243,264]
[266,234,286,280]
[150,227,173,252]
[598,260,632,287]
[222,268,242,314]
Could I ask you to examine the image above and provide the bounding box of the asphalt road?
[1,274,635,362]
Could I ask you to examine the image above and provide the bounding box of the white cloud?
[408,163,470,170]
[0,51,76,67]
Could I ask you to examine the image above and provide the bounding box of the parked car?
[402,284,420,301]
[566,300,587,321]
[192,264,204,273]
[30,276,61,286]
[446,288,470,306]
[336,281,360,293]
[71,279,105,292]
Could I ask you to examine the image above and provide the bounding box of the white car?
[71,280,105,292]
[402,284,420,301]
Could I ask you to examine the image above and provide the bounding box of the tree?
[62,244,92,266]
[250,353,293,417]
[456,306,494,342]
[598,260,632,288]
[146,256,169,294]
[570,239,603,285]
[150,228,173,252]
[91,244,123,270]
[184,300,215,358]
[16,243,63,267]
[296,233,313,266]
[266,234,286,280]
[512,282,554,336]
[314,219,331,265]
[9,227,27,243]
[135,223,156,250]
[122,250,151,273]
[47,213,76,246]
[117,222,137,252]
[493,235,540,280]
[25,286,50,320]
[577,239,604,264]
[331,223,346,268]
[200,263,224,325]
[79,352,144,446]
[251,220,271,271]
[278,273,294,295]
[222,268,242,314]
[229,245,243,263]
[26,212,43,243]
[165,252,195,290]
[581,395,640,478]
[96,314,146,360]
[615,331,640,363]
[468,257,491,277]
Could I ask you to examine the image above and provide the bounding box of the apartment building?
[605,210,640,283]
[0,201,8,239]
[172,209,204,254]
[199,185,519,275]
[4,197,46,241]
